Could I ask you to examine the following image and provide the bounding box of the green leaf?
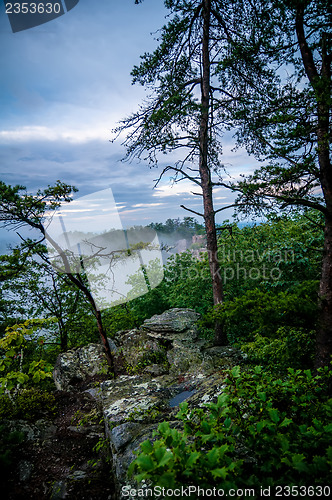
[258,391,267,402]
[268,409,280,424]
[291,454,309,473]
[279,417,292,428]
[326,446,332,461]
[201,421,211,434]
[17,373,28,384]
[256,421,266,432]
[158,472,176,488]
[207,448,219,467]
[158,421,170,435]
[140,440,154,454]
[186,451,200,468]
[231,366,241,378]
[158,450,173,468]
[211,467,228,479]
[135,455,155,471]
[323,423,332,433]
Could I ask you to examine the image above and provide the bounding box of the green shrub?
[0,320,54,395]
[0,388,57,421]
[241,327,316,371]
[210,282,318,344]
[129,366,332,495]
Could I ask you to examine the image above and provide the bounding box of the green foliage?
[71,407,100,427]
[149,217,204,238]
[127,350,169,375]
[124,211,322,337]
[241,327,316,371]
[128,251,212,324]
[0,320,54,395]
[210,281,318,344]
[0,180,77,231]
[102,304,138,338]
[0,388,57,421]
[129,366,332,494]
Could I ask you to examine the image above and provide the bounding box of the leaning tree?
[0,181,115,369]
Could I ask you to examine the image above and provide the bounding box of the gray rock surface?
[53,343,108,391]
[143,308,200,337]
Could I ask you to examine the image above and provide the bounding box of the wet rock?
[169,390,196,407]
[109,422,145,452]
[5,419,57,442]
[105,371,234,499]
[143,363,168,376]
[102,375,173,427]
[68,470,87,481]
[49,307,244,500]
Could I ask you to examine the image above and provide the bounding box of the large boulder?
[53,343,108,391]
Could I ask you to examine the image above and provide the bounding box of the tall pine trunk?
[200,0,226,345]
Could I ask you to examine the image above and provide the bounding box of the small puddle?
[169,390,196,407]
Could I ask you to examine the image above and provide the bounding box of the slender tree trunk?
[58,319,68,351]
[81,288,115,374]
[316,95,332,368]
[200,0,226,345]
[316,87,332,367]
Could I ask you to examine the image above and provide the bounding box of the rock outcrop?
[53,343,108,391]
[53,308,244,499]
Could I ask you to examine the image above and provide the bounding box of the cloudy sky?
[0,0,258,244]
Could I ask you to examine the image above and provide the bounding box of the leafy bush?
[0,388,57,421]
[129,366,332,495]
[0,320,54,395]
[241,327,316,371]
[210,281,318,344]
